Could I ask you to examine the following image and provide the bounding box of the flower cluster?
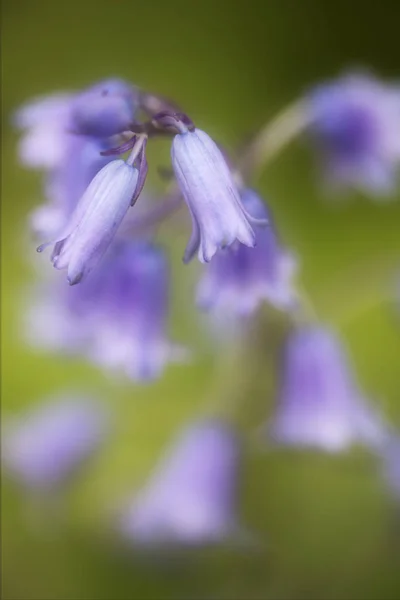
[24,87,268,289]
[17,78,295,380]
[6,70,400,548]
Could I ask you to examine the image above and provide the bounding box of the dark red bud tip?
[152,111,195,134]
[176,113,195,132]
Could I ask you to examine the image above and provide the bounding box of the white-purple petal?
[31,135,115,239]
[47,160,139,283]
[172,129,265,263]
[197,189,298,317]
[15,79,140,240]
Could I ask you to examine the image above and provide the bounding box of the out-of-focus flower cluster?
[4,70,400,549]
[3,326,399,547]
[17,77,298,381]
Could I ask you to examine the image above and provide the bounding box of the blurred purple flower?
[120,420,241,546]
[197,188,297,316]
[171,128,267,264]
[2,395,108,488]
[39,159,139,284]
[308,73,400,194]
[268,327,387,452]
[69,79,138,138]
[27,241,186,381]
[15,79,137,166]
[14,93,73,170]
[15,79,139,238]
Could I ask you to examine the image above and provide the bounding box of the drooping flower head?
[120,420,242,546]
[268,327,386,452]
[308,73,400,194]
[171,126,267,263]
[27,240,185,382]
[15,79,139,239]
[2,395,108,489]
[197,188,297,317]
[38,157,140,284]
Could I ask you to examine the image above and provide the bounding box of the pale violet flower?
[120,420,242,546]
[308,73,400,195]
[14,79,138,169]
[27,241,186,382]
[39,159,139,284]
[268,327,387,452]
[171,128,267,263]
[69,79,138,137]
[15,79,139,239]
[86,241,187,381]
[2,395,108,489]
[197,188,297,316]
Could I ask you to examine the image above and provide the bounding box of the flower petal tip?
[67,272,84,286]
[182,249,196,264]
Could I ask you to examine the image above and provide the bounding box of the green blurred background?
[2,1,400,598]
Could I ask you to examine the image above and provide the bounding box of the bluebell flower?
[268,327,386,452]
[39,159,139,284]
[171,128,267,263]
[120,420,241,545]
[308,73,400,194]
[197,188,297,316]
[15,79,139,238]
[2,395,108,489]
[28,241,186,381]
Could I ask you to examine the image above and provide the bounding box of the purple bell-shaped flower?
[268,327,386,452]
[120,420,242,545]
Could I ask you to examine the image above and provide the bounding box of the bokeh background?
[2,1,400,599]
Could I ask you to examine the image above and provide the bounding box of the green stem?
[203,309,290,428]
[238,98,312,179]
